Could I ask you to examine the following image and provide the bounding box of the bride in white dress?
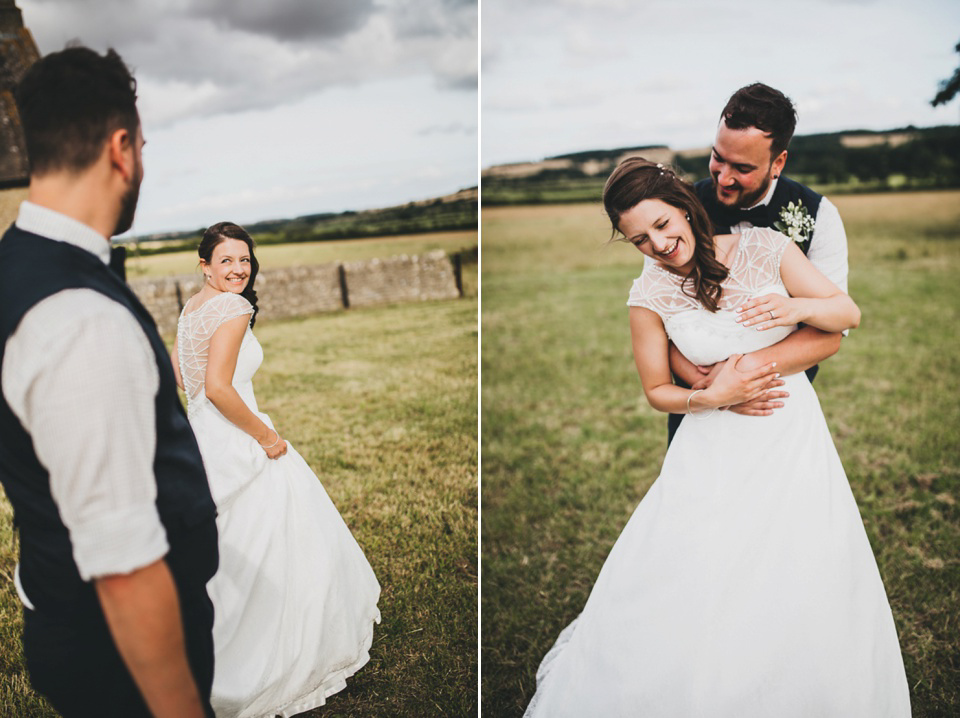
[172,222,381,718]
[524,159,910,717]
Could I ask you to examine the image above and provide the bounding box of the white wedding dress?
[524,228,910,717]
[177,291,381,718]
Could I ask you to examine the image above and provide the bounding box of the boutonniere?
[774,200,816,244]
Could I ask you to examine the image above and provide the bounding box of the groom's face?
[708,120,786,210]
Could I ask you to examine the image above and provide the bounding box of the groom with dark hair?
[666,82,849,443]
[0,46,219,717]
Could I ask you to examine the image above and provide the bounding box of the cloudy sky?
[482,0,960,169]
[18,0,478,236]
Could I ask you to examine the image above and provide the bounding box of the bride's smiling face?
[617,198,695,273]
[202,238,251,293]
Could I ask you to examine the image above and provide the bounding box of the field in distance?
[125,229,478,280]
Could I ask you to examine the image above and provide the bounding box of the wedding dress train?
[178,291,381,718]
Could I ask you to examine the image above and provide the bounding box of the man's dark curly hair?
[15,45,139,176]
[720,83,797,159]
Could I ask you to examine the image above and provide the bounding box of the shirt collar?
[14,201,112,266]
[745,177,779,211]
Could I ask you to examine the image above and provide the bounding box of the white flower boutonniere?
[774,200,816,244]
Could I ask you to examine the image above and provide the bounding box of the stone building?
[0,0,38,228]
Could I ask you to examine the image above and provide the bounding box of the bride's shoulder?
[211,291,253,310]
[733,227,791,269]
[626,262,680,312]
[182,292,253,325]
[207,293,254,326]
[744,226,790,252]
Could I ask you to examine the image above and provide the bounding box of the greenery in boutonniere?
[774,200,816,244]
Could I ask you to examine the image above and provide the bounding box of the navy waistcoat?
[0,225,217,620]
[694,175,822,256]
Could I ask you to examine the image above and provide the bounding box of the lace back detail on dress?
[627,227,790,320]
[177,292,254,410]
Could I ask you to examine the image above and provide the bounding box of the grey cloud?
[19,0,476,126]
[20,0,167,48]
[417,121,476,136]
[439,73,477,91]
[186,0,378,42]
[386,0,476,39]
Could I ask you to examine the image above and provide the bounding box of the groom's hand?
[690,361,723,391]
[726,391,789,416]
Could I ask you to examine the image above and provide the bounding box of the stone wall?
[0,186,26,229]
[130,249,462,336]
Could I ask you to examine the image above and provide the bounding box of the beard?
[113,177,140,237]
[713,172,773,210]
[113,160,142,237]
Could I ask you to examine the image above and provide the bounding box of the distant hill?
[126,187,478,252]
[481,126,960,205]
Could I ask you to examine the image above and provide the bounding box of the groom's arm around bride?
[667,83,849,439]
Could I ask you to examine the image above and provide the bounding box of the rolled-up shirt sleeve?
[2,289,168,581]
[806,197,849,295]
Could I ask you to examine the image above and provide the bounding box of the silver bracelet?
[686,389,716,419]
[260,430,281,449]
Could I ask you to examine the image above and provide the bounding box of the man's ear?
[107,128,135,182]
[772,150,787,179]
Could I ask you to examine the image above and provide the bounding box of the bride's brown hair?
[603,157,728,312]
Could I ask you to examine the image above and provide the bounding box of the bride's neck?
[712,234,740,269]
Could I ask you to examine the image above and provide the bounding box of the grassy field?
[481,191,960,716]
[122,229,479,280]
[0,259,478,716]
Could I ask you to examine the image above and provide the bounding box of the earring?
[685,213,691,221]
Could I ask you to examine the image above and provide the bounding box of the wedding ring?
[769,310,775,320]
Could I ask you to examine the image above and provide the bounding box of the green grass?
[480,192,960,717]
[0,259,478,717]
[123,229,478,280]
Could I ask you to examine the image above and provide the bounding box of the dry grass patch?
[0,276,477,717]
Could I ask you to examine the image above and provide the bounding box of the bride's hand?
[702,354,781,408]
[692,360,786,413]
[736,294,806,331]
[258,430,288,459]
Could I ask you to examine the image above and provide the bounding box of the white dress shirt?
[2,202,167,607]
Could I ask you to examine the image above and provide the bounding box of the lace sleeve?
[627,276,651,309]
[626,266,698,320]
[177,292,254,402]
[210,292,254,329]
